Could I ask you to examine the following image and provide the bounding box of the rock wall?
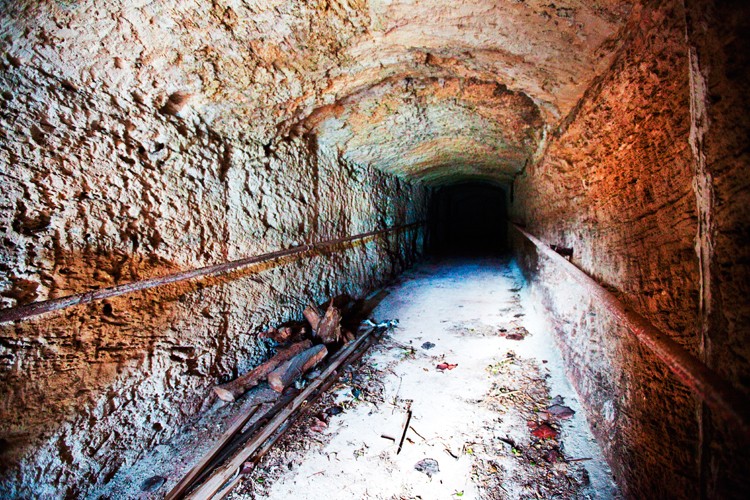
[511,0,750,497]
[0,2,427,497]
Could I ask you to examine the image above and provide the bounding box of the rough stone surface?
[511,0,750,497]
[2,0,748,498]
[0,0,631,186]
[307,77,544,185]
[683,1,750,497]
[0,2,429,496]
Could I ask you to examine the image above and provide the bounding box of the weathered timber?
[268,344,328,393]
[165,404,260,500]
[303,304,322,332]
[187,392,299,493]
[186,326,380,499]
[213,341,312,402]
[316,301,342,344]
[259,325,307,344]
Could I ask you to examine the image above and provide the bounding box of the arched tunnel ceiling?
[7,0,633,185]
[305,77,543,184]
[293,0,633,185]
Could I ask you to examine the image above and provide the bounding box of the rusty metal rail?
[512,223,750,437]
[0,222,424,325]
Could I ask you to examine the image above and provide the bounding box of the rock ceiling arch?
[276,0,634,185]
[27,0,632,184]
[302,77,544,184]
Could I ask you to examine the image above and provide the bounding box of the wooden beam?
[186,326,380,499]
[165,404,260,500]
[267,345,328,393]
[213,341,312,402]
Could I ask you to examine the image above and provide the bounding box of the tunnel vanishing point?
[1,1,749,498]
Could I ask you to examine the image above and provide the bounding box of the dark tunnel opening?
[426,182,508,256]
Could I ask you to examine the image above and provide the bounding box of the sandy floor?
[230,257,619,499]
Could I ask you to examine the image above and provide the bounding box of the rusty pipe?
[0,222,425,324]
[512,223,750,438]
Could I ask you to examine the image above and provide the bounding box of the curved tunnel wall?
[0,0,748,498]
[510,1,750,497]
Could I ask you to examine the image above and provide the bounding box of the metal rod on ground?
[396,403,413,455]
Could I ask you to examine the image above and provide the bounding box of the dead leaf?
[548,404,575,419]
[310,417,328,433]
[531,423,558,440]
[436,362,458,371]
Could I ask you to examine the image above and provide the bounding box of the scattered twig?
[409,425,426,441]
[443,446,459,459]
[396,403,413,455]
[165,404,260,500]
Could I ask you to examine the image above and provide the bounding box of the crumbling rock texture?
[307,77,544,184]
[2,0,748,498]
[0,1,430,495]
[511,0,750,497]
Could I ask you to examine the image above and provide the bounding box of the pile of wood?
[213,296,358,402]
[165,292,390,499]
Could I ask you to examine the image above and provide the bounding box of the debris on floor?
[548,403,576,420]
[436,362,459,370]
[161,292,395,499]
[363,318,400,329]
[222,259,618,500]
[474,350,593,499]
[414,458,440,477]
[141,475,165,493]
[500,325,530,341]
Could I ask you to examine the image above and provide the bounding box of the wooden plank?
[267,345,328,393]
[165,404,260,500]
[219,326,384,498]
[186,327,379,499]
[213,341,312,402]
[302,305,321,332]
[316,302,342,344]
[186,392,298,491]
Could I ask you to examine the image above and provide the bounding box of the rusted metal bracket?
[512,223,750,438]
[0,222,424,324]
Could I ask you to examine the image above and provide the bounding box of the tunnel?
[1,1,749,499]
[427,183,508,256]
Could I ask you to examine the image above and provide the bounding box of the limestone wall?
[0,2,427,496]
[511,1,750,497]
